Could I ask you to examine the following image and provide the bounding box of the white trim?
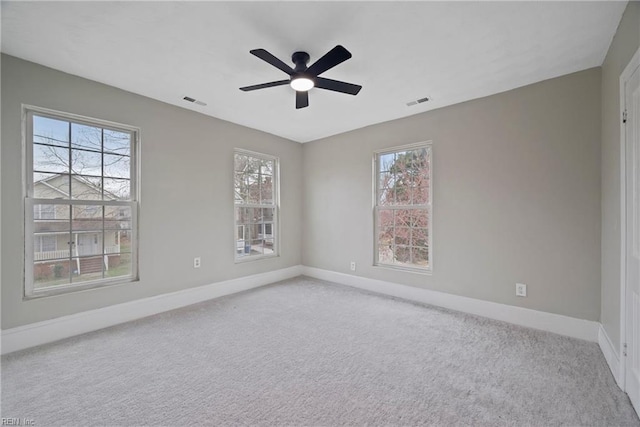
[302,266,599,342]
[599,324,622,387]
[619,46,640,392]
[1,265,303,355]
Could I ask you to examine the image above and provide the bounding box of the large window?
[374,142,432,272]
[234,150,278,261]
[24,106,138,297]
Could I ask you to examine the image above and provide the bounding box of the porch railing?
[34,245,121,261]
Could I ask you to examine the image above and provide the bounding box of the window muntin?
[234,150,278,260]
[25,107,138,297]
[374,143,432,272]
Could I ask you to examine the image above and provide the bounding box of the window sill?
[234,253,279,264]
[24,276,138,300]
[373,263,432,276]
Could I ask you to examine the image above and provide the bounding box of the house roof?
[35,174,120,201]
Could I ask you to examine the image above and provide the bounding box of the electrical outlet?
[516,283,527,297]
[350,261,356,271]
[194,257,201,268]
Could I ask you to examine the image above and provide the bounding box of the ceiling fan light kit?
[290,76,314,92]
[240,45,362,109]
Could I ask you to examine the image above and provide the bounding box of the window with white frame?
[25,107,138,297]
[374,143,432,272]
[34,235,57,253]
[234,150,278,260]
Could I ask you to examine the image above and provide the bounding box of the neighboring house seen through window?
[234,150,278,260]
[374,143,432,272]
[25,106,138,297]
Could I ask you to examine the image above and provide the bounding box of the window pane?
[71,149,102,176]
[71,175,103,200]
[260,161,273,176]
[412,228,428,247]
[250,240,264,255]
[412,185,429,205]
[103,178,131,200]
[413,247,429,267]
[34,173,70,199]
[260,176,274,204]
[379,153,395,172]
[394,227,410,246]
[33,233,69,261]
[34,204,56,220]
[262,207,274,222]
[378,245,394,264]
[74,233,103,257]
[105,252,132,279]
[33,115,69,147]
[104,130,130,156]
[33,144,69,174]
[236,207,257,224]
[393,246,411,264]
[72,205,103,231]
[394,209,412,228]
[234,173,244,202]
[71,256,104,283]
[246,174,260,203]
[34,260,71,289]
[411,209,429,228]
[105,206,131,230]
[34,204,70,233]
[255,239,274,255]
[237,239,250,256]
[378,172,394,205]
[71,123,102,151]
[104,154,130,179]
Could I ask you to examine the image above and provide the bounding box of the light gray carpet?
[2,277,639,426]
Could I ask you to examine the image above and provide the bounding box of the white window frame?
[23,105,140,298]
[234,149,279,262]
[373,141,433,273]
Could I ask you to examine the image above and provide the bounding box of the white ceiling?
[1,1,626,143]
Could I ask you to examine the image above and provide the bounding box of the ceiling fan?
[240,45,362,109]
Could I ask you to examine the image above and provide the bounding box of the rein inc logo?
[1,419,35,426]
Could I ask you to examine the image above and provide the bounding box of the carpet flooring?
[2,277,639,426]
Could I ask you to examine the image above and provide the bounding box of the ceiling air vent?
[182,96,207,106]
[406,96,430,107]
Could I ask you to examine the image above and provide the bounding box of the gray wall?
[600,1,640,350]
[1,54,303,329]
[303,68,602,321]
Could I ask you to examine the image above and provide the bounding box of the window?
[34,204,56,219]
[24,106,138,297]
[34,235,57,253]
[374,142,432,272]
[234,150,278,260]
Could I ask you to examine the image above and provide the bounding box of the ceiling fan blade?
[240,80,290,91]
[250,49,295,76]
[315,77,362,95]
[296,91,309,109]
[306,45,352,77]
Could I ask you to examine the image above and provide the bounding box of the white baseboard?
[598,324,622,387]
[1,265,303,355]
[302,267,600,342]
